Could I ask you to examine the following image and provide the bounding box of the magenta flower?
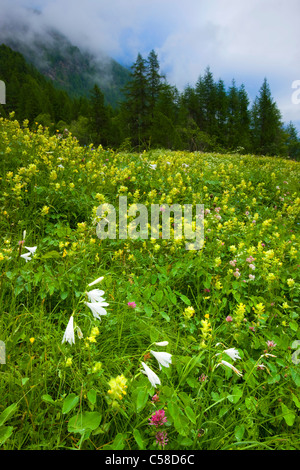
[149,409,167,426]
[155,431,168,448]
[152,393,160,404]
[226,315,233,322]
[127,302,136,308]
[199,373,208,382]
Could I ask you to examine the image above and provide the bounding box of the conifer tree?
[250,78,283,155]
[121,53,149,148]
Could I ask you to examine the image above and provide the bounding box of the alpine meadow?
[0,13,300,453]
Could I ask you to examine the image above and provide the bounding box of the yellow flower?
[92,362,102,373]
[107,374,127,401]
[287,278,295,288]
[41,205,49,216]
[91,326,99,337]
[66,357,72,367]
[29,337,35,344]
[183,306,195,319]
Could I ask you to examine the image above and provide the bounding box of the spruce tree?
[121,53,149,148]
[250,78,283,155]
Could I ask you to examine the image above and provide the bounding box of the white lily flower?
[21,245,37,262]
[24,246,37,254]
[216,360,243,377]
[88,276,104,287]
[222,348,241,362]
[141,362,161,388]
[20,252,32,262]
[86,289,105,303]
[155,341,169,347]
[84,301,109,319]
[150,350,172,369]
[62,315,75,345]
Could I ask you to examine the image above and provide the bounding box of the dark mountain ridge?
[0,23,130,108]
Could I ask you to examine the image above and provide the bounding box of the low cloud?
[1,0,299,128]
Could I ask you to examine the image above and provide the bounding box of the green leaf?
[154,289,163,305]
[185,406,196,424]
[0,403,18,427]
[159,311,170,322]
[68,411,101,434]
[111,432,126,450]
[281,403,296,426]
[144,305,153,317]
[0,426,14,446]
[292,393,300,409]
[227,385,243,404]
[289,320,298,332]
[87,389,97,406]
[62,393,79,414]
[179,294,191,305]
[234,424,245,441]
[42,394,56,405]
[134,388,148,413]
[133,428,145,450]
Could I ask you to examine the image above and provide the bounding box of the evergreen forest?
[0,44,299,159]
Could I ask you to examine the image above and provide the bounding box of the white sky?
[1,0,300,129]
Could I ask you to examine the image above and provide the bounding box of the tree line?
[0,44,299,158]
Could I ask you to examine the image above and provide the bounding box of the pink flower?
[249,326,255,332]
[246,256,255,263]
[199,373,208,382]
[149,409,167,426]
[155,431,168,448]
[267,340,276,349]
[249,264,255,270]
[127,302,136,308]
[229,260,237,267]
[152,393,160,403]
[226,315,233,322]
[233,270,240,278]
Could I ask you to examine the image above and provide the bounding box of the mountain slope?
[0,24,130,108]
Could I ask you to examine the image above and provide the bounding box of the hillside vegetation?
[0,115,299,450]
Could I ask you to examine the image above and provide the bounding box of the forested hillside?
[0,44,299,158]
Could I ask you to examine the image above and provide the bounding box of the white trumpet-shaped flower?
[155,341,169,347]
[20,252,33,262]
[216,360,243,377]
[86,288,105,303]
[141,362,161,388]
[24,246,37,254]
[84,300,109,319]
[150,350,172,369]
[20,245,37,262]
[62,315,75,345]
[216,347,241,362]
[88,276,104,287]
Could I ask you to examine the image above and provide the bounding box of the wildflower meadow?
[0,114,299,450]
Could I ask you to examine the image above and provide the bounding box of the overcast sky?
[1,0,300,130]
